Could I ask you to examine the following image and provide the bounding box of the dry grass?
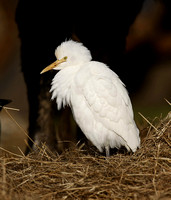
[0,111,170,200]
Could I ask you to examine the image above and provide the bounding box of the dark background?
[0,0,170,153]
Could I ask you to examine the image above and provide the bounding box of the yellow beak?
[40,56,67,74]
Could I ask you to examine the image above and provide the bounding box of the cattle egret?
[40,40,140,156]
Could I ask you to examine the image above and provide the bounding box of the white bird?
[40,40,140,156]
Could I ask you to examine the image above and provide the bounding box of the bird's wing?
[80,62,139,151]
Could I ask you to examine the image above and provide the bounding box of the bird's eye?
[64,56,67,60]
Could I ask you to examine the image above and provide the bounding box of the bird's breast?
[51,66,80,109]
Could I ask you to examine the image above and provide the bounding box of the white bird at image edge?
[40,40,140,156]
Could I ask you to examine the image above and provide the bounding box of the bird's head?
[40,40,92,74]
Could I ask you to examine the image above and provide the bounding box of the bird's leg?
[105,146,110,157]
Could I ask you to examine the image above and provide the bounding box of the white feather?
[50,40,140,155]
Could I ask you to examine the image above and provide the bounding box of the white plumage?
[41,40,140,156]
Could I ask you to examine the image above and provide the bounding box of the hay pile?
[0,112,170,200]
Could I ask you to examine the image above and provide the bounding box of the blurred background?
[0,0,170,153]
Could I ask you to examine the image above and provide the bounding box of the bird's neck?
[50,66,80,110]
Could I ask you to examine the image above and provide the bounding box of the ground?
[0,111,170,200]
